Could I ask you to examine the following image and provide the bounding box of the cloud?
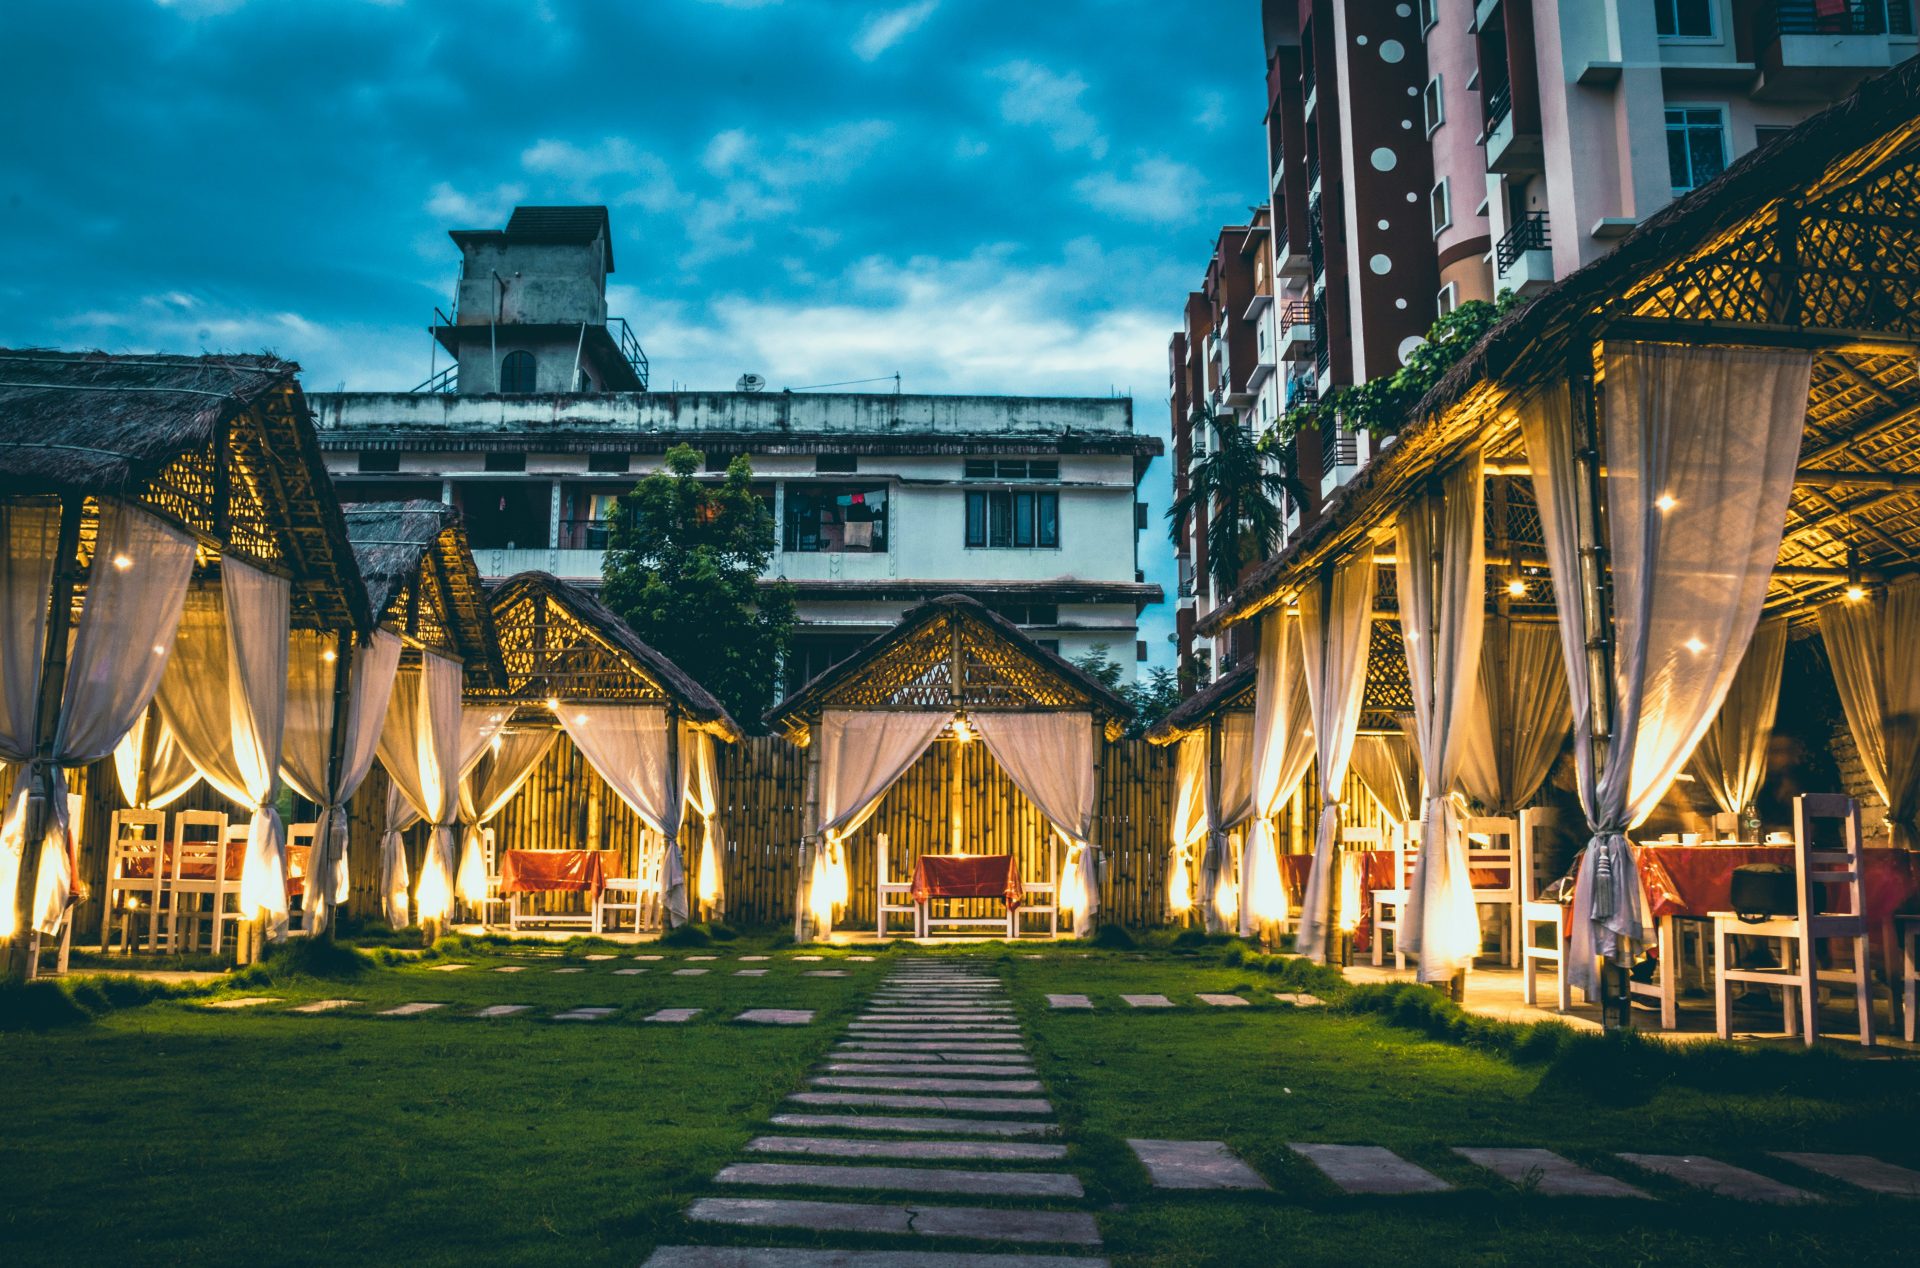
[1075,156,1202,223]
[989,60,1107,159]
[521,136,641,184]
[853,1,938,61]
[425,181,527,226]
[1194,90,1227,131]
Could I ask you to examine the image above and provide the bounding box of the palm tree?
[1167,401,1304,597]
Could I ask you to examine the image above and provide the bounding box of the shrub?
[1091,924,1136,950]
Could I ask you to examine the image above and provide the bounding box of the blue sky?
[0,0,1267,666]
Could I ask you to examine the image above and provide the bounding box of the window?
[1430,178,1452,236]
[1136,640,1148,663]
[1753,124,1792,152]
[992,602,1060,626]
[1654,0,1714,39]
[1436,281,1461,318]
[588,453,630,473]
[1423,75,1444,135]
[357,451,400,473]
[703,450,735,472]
[816,453,858,474]
[1135,501,1149,531]
[965,490,1059,549]
[1666,106,1728,194]
[1036,638,1061,655]
[963,458,1059,480]
[1418,0,1436,33]
[784,484,888,553]
[500,350,536,394]
[484,452,527,473]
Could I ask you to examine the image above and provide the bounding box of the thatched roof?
[340,499,502,685]
[1203,56,1920,635]
[1143,664,1255,745]
[479,571,739,741]
[0,348,369,633]
[768,592,1133,745]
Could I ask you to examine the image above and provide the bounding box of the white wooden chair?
[875,833,918,937]
[1370,819,1420,968]
[1713,793,1875,1047]
[469,826,508,928]
[595,833,663,934]
[285,821,317,935]
[1340,825,1382,941]
[1899,913,1920,1044]
[1517,806,1571,1011]
[101,808,168,953]
[1466,815,1518,966]
[1018,837,1060,939]
[166,809,232,954]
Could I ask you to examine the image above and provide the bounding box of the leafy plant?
[1167,399,1303,596]
[601,444,796,730]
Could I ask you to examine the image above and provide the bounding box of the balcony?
[1481,79,1542,174]
[1318,417,1371,498]
[1755,1,1915,100]
[1283,369,1316,410]
[1494,210,1555,296]
[1278,301,1315,361]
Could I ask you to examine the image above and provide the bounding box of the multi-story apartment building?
[1171,0,1915,676]
[315,206,1162,691]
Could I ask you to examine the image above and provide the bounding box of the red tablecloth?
[1637,843,1920,930]
[499,849,621,898]
[912,854,1023,909]
[124,840,308,899]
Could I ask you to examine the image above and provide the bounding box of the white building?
[312,205,1161,690]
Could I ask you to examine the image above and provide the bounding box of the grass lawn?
[3,935,1918,1266]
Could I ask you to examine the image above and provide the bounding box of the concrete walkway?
[646,958,1107,1266]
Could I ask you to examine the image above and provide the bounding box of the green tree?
[1167,399,1303,597]
[1069,645,1184,737]
[601,443,795,730]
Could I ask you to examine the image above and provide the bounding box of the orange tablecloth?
[912,854,1023,909]
[499,849,621,898]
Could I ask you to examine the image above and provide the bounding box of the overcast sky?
[0,0,1267,666]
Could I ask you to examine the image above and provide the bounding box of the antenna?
[737,373,766,392]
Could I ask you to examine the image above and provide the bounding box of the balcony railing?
[1761,0,1913,39]
[1272,221,1288,262]
[411,363,457,394]
[1280,300,1314,330]
[1483,79,1513,135]
[612,317,651,391]
[1306,153,1322,190]
[1284,369,1316,406]
[1496,210,1551,273]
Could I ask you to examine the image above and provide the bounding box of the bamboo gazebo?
[768,593,1130,942]
[1198,59,1920,1029]
[0,350,371,975]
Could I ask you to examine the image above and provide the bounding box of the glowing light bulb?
[321,648,338,662]
[573,713,588,726]
[1684,637,1705,654]
[545,696,561,711]
[111,553,133,569]
[1846,584,1867,602]
[1506,578,1527,597]
[1655,494,1677,512]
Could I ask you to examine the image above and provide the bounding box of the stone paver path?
[735,969,769,977]
[646,1007,702,1024]
[379,1002,445,1017]
[553,1007,617,1022]
[492,966,526,973]
[674,968,710,977]
[652,957,1107,1265]
[1771,1152,1920,1197]
[1121,994,1174,1008]
[1273,992,1324,1007]
[615,968,647,976]
[552,967,585,974]
[429,963,471,972]
[289,999,359,1013]
[204,997,280,1009]
[1453,1148,1647,1199]
[1128,1139,1271,1191]
[1291,1143,1452,1195]
[1196,993,1250,1008]
[472,1005,532,1018]
[1617,1154,1818,1204]
[737,1009,815,1025]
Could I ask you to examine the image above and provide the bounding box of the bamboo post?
[795,728,821,943]
[313,628,353,939]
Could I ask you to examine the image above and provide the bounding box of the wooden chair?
[1370,819,1420,968]
[285,821,317,935]
[595,833,663,934]
[1899,913,1920,1044]
[100,808,168,953]
[1713,793,1875,1047]
[1016,836,1061,939]
[166,809,232,954]
[468,826,509,928]
[1340,825,1382,943]
[1517,806,1571,1012]
[1466,815,1518,966]
[875,833,918,937]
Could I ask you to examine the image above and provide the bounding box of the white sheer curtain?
[972,711,1098,937]
[1,502,195,938]
[1521,342,1811,992]
[113,710,201,809]
[1295,552,1376,960]
[798,710,949,938]
[376,652,467,926]
[682,728,727,917]
[1821,586,1920,845]
[1198,712,1259,933]
[1397,454,1488,983]
[1168,733,1206,919]
[1459,622,1571,813]
[1690,616,1787,820]
[1241,612,1305,935]
[282,629,402,931]
[1351,727,1420,826]
[454,726,556,905]
[560,705,688,923]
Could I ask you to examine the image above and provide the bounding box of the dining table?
[910,853,1024,937]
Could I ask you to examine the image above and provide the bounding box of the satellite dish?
[737,373,766,392]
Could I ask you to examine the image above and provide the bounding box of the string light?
[1846,584,1867,602]
[1655,493,1677,512]
[1684,637,1706,654]
[111,553,133,569]
[952,712,974,744]
[321,648,338,663]
[1506,578,1527,597]
[545,696,560,711]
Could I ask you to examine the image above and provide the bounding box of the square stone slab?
[788,1091,1053,1115]
[737,1008,815,1025]
[1046,996,1095,1010]
[812,1075,1045,1094]
[1128,1139,1271,1191]
[686,1197,1099,1245]
[1273,992,1325,1007]
[1454,1148,1647,1198]
[492,966,526,973]
[769,1112,1058,1138]
[828,1063,1037,1078]
[645,1007,702,1023]
[715,1161,1083,1200]
[204,997,280,1009]
[429,963,470,972]
[835,1049,1031,1064]
[735,969,769,977]
[552,967,586,974]
[1771,1152,1920,1197]
[1197,994,1250,1007]
[687,955,718,961]
[614,968,647,975]
[633,954,663,960]
[848,955,876,961]
[838,1042,1028,1055]
[738,955,770,961]
[473,1005,532,1018]
[793,955,824,961]
[289,999,359,1014]
[674,968,710,976]
[584,953,616,961]
[1291,1144,1452,1195]
[746,1136,1068,1163]
[804,970,848,977]
[1122,994,1174,1008]
[642,1249,1108,1268]
[379,1002,446,1017]
[553,1006,617,1021]
[1617,1153,1818,1204]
